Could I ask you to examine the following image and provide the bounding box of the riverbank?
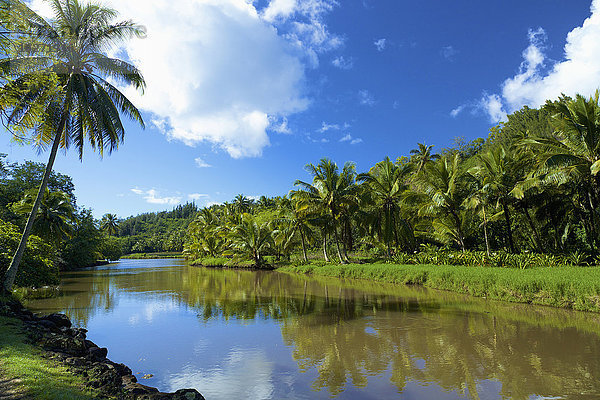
[0,296,204,399]
[121,252,183,259]
[278,263,600,312]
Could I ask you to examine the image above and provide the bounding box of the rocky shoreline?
[1,298,204,400]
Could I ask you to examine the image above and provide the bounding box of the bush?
[99,236,123,262]
[0,219,59,288]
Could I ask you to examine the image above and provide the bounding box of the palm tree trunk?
[322,231,329,262]
[522,204,543,252]
[502,202,516,253]
[3,113,67,292]
[300,229,308,263]
[482,207,491,257]
[332,223,345,264]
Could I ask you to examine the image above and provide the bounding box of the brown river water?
[25,258,600,399]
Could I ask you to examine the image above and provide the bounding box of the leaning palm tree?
[291,158,359,264]
[100,213,119,236]
[410,143,439,175]
[2,0,145,291]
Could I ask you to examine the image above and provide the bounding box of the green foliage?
[60,209,103,269]
[98,236,122,262]
[0,219,58,287]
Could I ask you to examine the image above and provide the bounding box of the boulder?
[88,346,108,360]
[44,313,72,328]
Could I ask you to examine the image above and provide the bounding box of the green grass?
[278,263,600,312]
[0,314,103,399]
[121,252,183,259]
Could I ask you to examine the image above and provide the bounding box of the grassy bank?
[278,263,600,312]
[121,252,183,259]
[0,311,100,399]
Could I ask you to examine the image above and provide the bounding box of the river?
[25,258,600,399]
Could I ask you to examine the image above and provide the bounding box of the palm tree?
[226,213,273,267]
[100,213,119,236]
[357,157,414,257]
[410,143,439,175]
[522,91,600,248]
[411,154,467,251]
[233,194,253,214]
[11,188,75,244]
[2,0,145,291]
[291,158,359,263]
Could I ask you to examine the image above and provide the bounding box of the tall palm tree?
[357,157,414,257]
[522,91,600,248]
[2,0,145,291]
[226,213,273,267]
[291,158,359,263]
[410,143,439,175]
[233,194,253,214]
[100,213,119,236]
[411,154,467,251]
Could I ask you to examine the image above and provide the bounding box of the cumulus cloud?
[481,0,600,122]
[450,105,465,118]
[332,55,354,69]
[339,134,351,142]
[374,38,387,51]
[29,0,342,159]
[188,193,209,200]
[194,157,211,168]
[131,188,182,205]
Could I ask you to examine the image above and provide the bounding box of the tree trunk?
[502,202,516,253]
[300,229,308,263]
[322,231,330,262]
[522,204,543,252]
[332,223,345,264]
[3,113,67,292]
[482,207,491,257]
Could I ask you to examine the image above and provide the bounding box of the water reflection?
[26,259,600,399]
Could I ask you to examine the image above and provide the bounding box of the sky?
[1,0,598,218]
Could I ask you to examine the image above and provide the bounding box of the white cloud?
[450,105,465,118]
[440,45,458,61]
[130,188,182,205]
[332,55,354,69]
[194,157,212,168]
[339,134,362,144]
[28,0,340,159]
[318,121,340,132]
[483,0,600,122]
[271,117,292,134]
[188,193,209,200]
[481,94,508,123]
[358,89,375,106]
[374,38,387,51]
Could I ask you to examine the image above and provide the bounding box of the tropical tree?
[411,154,468,251]
[1,0,145,291]
[357,157,414,257]
[226,213,273,267]
[11,188,75,244]
[410,143,439,175]
[100,213,119,236]
[522,91,600,249]
[291,158,359,263]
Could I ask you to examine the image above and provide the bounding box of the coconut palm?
[2,0,145,291]
[226,213,273,267]
[100,213,119,236]
[291,158,359,263]
[411,154,467,251]
[11,188,75,244]
[410,143,439,175]
[357,157,414,257]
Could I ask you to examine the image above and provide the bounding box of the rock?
[172,389,206,400]
[44,313,72,328]
[36,319,59,332]
[88,346,108,360]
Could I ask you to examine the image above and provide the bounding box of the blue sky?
[1,0,598,217]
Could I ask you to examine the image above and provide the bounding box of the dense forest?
[183,93,600,268]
